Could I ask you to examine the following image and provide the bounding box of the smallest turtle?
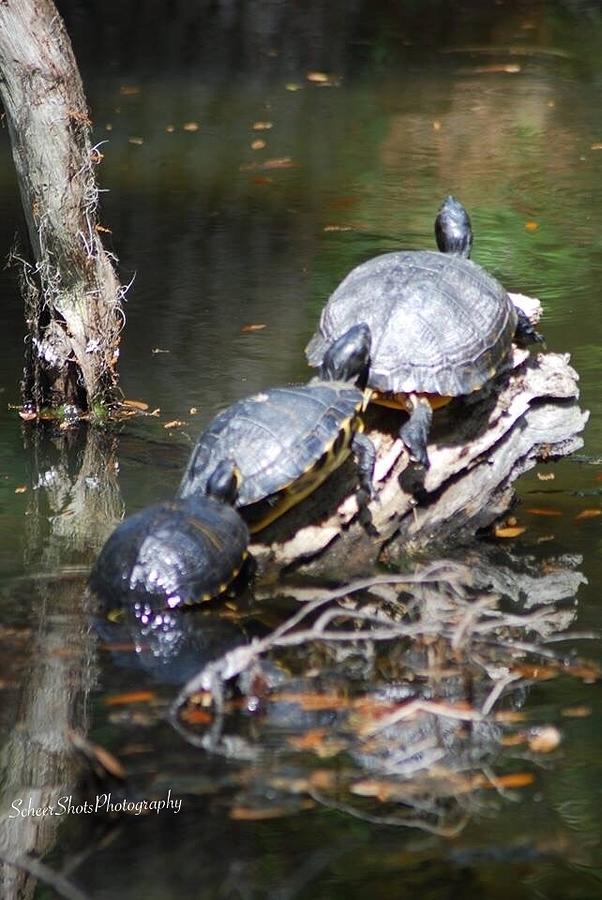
[88,459,249,617]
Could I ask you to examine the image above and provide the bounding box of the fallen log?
[251,296,589,579]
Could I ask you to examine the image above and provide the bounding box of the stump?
[250,295,589,579]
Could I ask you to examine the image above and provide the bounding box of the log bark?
[0,0,123,414]
[250,296,589,579]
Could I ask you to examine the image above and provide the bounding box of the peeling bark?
[0,0,123,414]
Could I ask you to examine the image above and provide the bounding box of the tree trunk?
[0,0,123,415]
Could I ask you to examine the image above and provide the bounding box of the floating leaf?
[537,472,555,481]
[494,524,527,538]
[528,725,561,753]
[287,729,345,757]
[251,139,267,150]
[575,508,601,520]
[270,691,348,711]
[323,224,354,232]
[261,157,298,170]
[525,507,563,517]
[510,663,558,681]
[165,124,175,133]
[122,399,149,411]
[128,137,144,145]
[285,82,302,92]
[287,728,328,750]
[432,119,442,131]
[309,770,337,790]
[14,485,27,494]
[241,323,267,333]
[250,175,273,186]
[105,690,157,707]
[152,347,170,354]
[231,803,313,820]
[69,731,127,780]
[482,772,535,789]
[562,705,591,718]
[350,778,402,801]
[163,420,186,429]
[119,84,141,96]
[494,710,527,723]
[306,71,330,83]
[183,122,199,132]
[524,221,539,232]
[500,733,526,747]
[590,143,602,150]
[252,121,273,131]
[180,708,213,726]
[189,407,198,415]
[473,63,521,74]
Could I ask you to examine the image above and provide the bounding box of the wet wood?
[0,0,123,411]
[250,296,589,578]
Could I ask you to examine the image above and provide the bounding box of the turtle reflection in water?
[306,196,542,467]
[88,459,250,618]
[178,325,376,533]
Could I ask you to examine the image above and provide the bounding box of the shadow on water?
[1,0,602,897]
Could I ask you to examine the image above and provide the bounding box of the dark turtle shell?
[88,496,249,612]
[177,382,366,531]
[306,250,517,397]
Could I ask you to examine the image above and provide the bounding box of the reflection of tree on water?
[0,427,123,898]
[103,551,588,841]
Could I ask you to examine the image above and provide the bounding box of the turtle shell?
[88,496,249,611]
[306,250,517,397]
[177,382,366,530]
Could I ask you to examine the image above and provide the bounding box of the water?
[1,1,602,896]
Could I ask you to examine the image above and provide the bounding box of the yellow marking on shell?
[187,517,225,552]
[248,416,356,533]
[107,608,124,623]
[189,559,245,606]
[372,391,452,412]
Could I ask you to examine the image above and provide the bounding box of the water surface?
[1,1,602,897]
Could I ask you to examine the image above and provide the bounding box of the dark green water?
[1,1,602,897]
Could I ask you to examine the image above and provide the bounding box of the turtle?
[88,459,250,616]
[306,196,541,468]
[177,324,376,533]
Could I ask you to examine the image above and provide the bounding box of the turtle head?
[319,323,371,384]
[435,196,473,258]
[206,458,241,506]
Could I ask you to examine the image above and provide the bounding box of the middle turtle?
[177,324,375,533]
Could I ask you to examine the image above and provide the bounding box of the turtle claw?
[400,396,433,469]
[515,306,545,348]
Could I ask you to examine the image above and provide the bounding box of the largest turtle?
[306,196,538,467]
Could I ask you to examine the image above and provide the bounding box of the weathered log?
[0,0,123,413]
[250,296,588,579]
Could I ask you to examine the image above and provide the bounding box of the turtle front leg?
[400,395,433,468]
[351,431,377,534]
[515,306,544,347]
